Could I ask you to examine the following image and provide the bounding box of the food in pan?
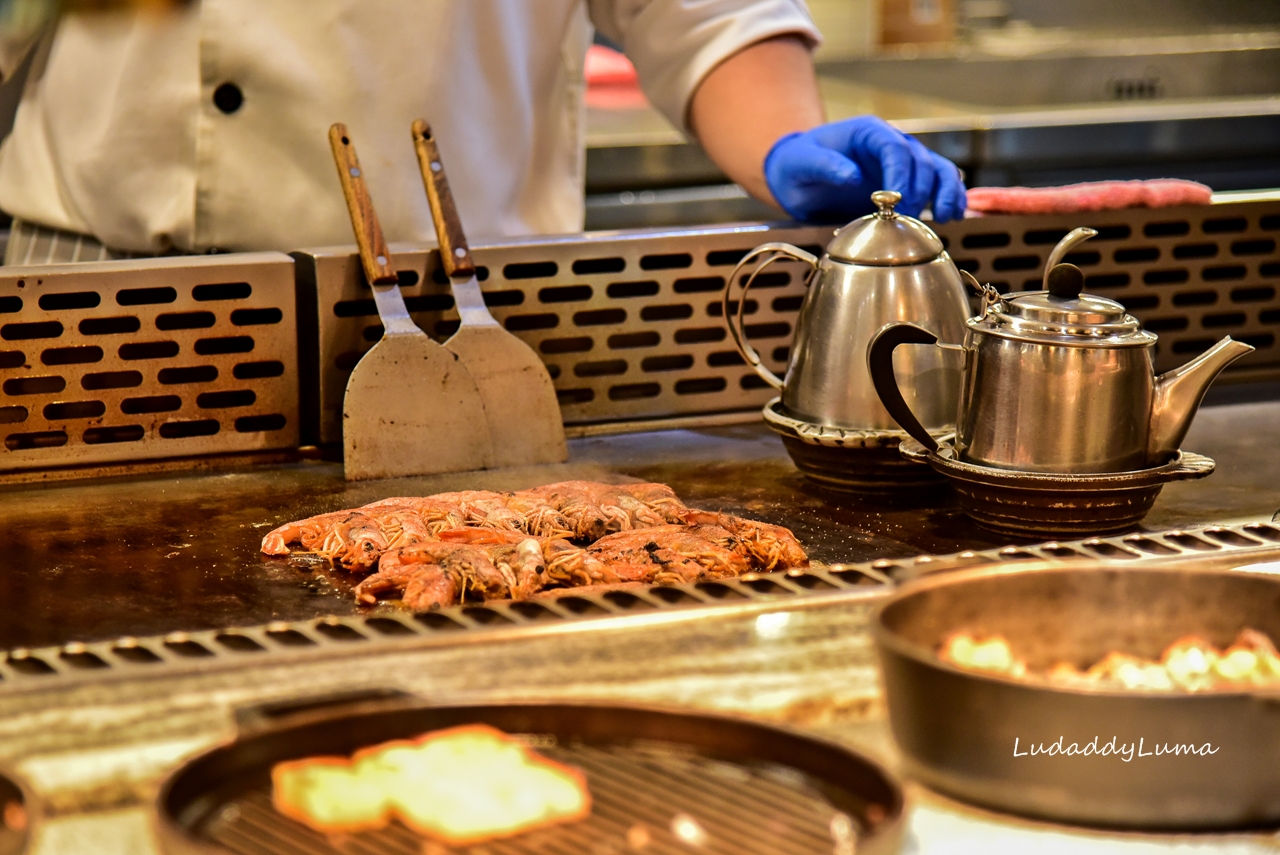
[939,628,1280,692]
[262,481,808,608]
[2,800,25,832]
[272,724,590,844]
[937,632,1027,677]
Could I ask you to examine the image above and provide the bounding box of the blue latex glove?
[764,116,967,224]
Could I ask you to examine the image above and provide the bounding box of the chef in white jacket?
[0,0,965,264]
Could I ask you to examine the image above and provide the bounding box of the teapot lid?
[826,190,944,265]
[980,262,1154,344]
[1010,263,1131,323]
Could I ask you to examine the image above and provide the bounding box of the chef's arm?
[687,34,967,223]
[687,35,822,206]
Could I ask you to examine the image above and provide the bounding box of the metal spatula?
[328,123,495,480]
[411,119,568,468]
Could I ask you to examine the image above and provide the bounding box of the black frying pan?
[873,562,1280,830]
[156,695,905,855]
[0,768,28,855]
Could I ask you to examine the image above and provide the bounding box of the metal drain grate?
[0,253,299,472]
[202,744,851,855]
[943,200,1280,374]
[293,225,831,445]
[3,519,1278,687]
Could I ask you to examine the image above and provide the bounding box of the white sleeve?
[0,0,54,81]
[587,0,821,135]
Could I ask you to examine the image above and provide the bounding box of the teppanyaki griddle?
[874,563,1280,830]
[157,697,904,855]
[0,435,1027,651]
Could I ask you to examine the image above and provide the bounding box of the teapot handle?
[723,242,819,390]
[867,322,942,454]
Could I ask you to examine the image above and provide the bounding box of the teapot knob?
[1046,263,1085,300]
[871,190,901,218]
[1042,227,1097,290]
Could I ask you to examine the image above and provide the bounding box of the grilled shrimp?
[434,527,617,591]
[542,537,619,587]
[309,512,388,571]
[586,525,749,585]
[363,505,435,549]
[262,501,458,560]
[433,491,526,533]
[401,567,458,612]
[494,538,547,599]
[523,482,612,541]
[360,497,467,533]
[351,554,432,602]
[370,492,567,538]
[681,510,808,571]
[504,493,574,539]
[356,540,511,609]
[522,481,663,535]
[470,499,528,533]
[612,482,689,523]
[435,528,547,600]
[266,482,807,607]
[261,510,353,556]
[592,485,666,530]
[686,522,744,555]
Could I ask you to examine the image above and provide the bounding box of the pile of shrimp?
[260,481,807,611]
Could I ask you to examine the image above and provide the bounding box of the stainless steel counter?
[9,583,1277,855]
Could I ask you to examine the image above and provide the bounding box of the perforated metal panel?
[293,225,831,445]
[3,204,1275,466]
[0,253,299,472]
[297,200,1280,446]
[940,199,1280,373]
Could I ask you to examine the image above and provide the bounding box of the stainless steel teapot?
[868,227,1255,473]
[725,190,970,432]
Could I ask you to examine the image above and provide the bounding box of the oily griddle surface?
[0,425,1030,650]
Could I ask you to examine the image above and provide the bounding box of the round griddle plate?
[159,702,903,855]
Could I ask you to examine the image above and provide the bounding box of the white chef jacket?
[0,1,818,254]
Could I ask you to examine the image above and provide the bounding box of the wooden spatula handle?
[412,119,476,279]
[329,123,398,286]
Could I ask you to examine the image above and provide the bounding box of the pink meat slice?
[966,180,1212,215]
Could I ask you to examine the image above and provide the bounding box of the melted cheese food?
[939,628,1280,692]
[273,724,591,844]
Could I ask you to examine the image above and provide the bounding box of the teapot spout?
[1149,337,1254,462]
